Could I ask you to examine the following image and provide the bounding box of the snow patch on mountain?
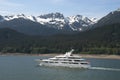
[90,18,98,23]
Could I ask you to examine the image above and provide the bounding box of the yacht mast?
[65,49,74,57]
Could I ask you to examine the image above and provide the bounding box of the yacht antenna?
[65,49,74,57]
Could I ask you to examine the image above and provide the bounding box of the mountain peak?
[16,14,25,17]
[67,14,95,24]
[3,14,27,21]
[38,12,64,19]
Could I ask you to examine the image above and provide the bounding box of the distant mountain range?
[0,9,120,35]
[0,12,97,35]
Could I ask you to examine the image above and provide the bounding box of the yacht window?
[69,62,79,64]
[62,59,72,61]
[81,63,88,64]
[44,61,48,63]
[72,63,79,64]
[68,57,80,59]
[74,60,80,62]
[61,62,68,64]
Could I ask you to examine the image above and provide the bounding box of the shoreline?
[0,53,120,59]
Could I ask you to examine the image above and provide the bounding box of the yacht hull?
[39,62,91,68]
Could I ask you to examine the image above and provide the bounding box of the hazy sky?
[0,0,120,18]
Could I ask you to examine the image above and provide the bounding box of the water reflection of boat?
[36,49,91,68]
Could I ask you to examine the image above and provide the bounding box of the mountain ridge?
[0,12,97,35]
[94,8,120,28]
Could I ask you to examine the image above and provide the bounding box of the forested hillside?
[0,23,120,55]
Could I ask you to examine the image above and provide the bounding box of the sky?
[0,0,120,19]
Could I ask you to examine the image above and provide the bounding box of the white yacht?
[36,49,91,68]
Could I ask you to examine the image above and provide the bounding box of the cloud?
[0,0,23,7]
[50,0,66,4]
[52,0,63,2]
[0,10,12,15]
[0,10,8,13]
[0,0,24,15]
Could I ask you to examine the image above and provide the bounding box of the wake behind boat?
[35,49,91,68]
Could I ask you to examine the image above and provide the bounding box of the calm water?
[0,56,120,80]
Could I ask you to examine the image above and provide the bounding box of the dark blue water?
[0,56,120,80]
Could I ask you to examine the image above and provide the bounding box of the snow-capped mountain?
[67,15,96,31]
[3,14,37,22]
[36,13,67,30]
[0,12,97,35]
[35,13,96,31]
